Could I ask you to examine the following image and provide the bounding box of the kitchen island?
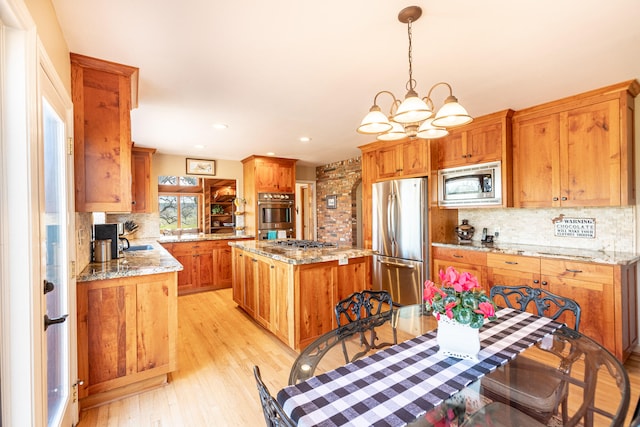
[229,240,376,350]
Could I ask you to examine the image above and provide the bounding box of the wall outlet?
[494,229,500,238]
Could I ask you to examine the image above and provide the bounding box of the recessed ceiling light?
[212,123,228,130]
[299,137,312,143]
[266,152,276,156]
[194,144,205,149]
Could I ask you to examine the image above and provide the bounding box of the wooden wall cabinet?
[71,53,139,212]
[435,110,513,170]
[242,155,297,238]
[466,248,638,362]
[513,81,639,208]
[376,139,430,179]
[76,272,177,409]
[162,239,247,295]
[131,146,156,213]
[231,248,370,350]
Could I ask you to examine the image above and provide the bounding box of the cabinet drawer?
[487,253,540,273]
[170,240,213,255]
[432,247,487,266]
[540,259,613,285]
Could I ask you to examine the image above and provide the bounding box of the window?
[158,176,202,231]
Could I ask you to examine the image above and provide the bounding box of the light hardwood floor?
[78,288,640,427]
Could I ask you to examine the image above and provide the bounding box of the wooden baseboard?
[79,374,168,411]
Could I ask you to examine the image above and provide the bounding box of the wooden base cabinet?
[432,246,488,293]
[485,251,637,361]
[231,248,371,350]
[77,272,177,409]
[162,239,246,295]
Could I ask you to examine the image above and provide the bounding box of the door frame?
[0,0,77,425]
[37,40,78,426]
[295,181,317,241]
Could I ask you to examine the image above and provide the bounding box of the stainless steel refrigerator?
[372,177,428,306]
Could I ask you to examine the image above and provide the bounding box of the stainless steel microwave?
[438,161,502,207]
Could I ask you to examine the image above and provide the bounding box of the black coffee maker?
[94,223,124,259]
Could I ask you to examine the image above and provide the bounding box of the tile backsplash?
[106,213,161,239]
[457,206,636,253]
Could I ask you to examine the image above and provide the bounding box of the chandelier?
[357,6,472,141]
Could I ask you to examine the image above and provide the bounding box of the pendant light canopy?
[356,6,472,140]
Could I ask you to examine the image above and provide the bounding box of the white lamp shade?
[357,109,393,134]
[393,96,433,124]
[377,121,408,141]
[416,119,449,139]
[431,100,473,127]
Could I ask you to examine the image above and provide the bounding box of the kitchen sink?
[125,244,154,251]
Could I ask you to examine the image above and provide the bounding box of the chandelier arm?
[372,90,400,115]
[426,82,454,101]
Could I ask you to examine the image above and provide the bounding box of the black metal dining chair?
[288,290,396,385]
[253,366,295,427]
[481,285,582,424]
[334,289,397,362]
[629,395,640,427]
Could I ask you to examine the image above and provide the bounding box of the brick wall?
[316,157,362,246]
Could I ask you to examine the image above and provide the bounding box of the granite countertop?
[228,240,376,265]
[77,239,183,282]
[158,233,254,243]
[432,241,640,265]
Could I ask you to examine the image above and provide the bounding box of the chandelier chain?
[407,18,414,92]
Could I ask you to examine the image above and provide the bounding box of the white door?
[38,60,78,427]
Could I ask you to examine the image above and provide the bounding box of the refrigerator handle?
[377,258,415,269]
[390,192,397,252]
[387,193,395,248]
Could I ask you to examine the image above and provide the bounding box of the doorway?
[295,182,316,240]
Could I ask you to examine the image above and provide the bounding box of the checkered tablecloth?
[277,308,563,427]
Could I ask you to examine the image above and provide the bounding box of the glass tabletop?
[281,304,630,427]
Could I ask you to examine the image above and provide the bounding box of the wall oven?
[438,161,502,207]
[257,192,295,239]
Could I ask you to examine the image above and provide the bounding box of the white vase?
[436,315,480,361]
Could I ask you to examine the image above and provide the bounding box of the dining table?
[276,304,630,427]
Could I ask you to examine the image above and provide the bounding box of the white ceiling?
[51,0,640,167]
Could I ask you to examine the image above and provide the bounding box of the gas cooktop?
[274,240,337,249]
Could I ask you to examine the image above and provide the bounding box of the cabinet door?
[401,140,429,176]
[541,259,614,347]
[276,165,295,193]
[212,241,233,288]
[72,56,136,212]
[513,113,560,207]
[232,249,245,305]
[467,122,503,164]
[436,132,466,169]
[131,148,154,213]
[272,261,292,344]
[194,248,214,290]
[243,257,257,317]
[297,263,336,348]
[561,100,621,206]
[173,252,194,293]
[254,161,279,192]
[255,257,272,329]
[377,144,402,179]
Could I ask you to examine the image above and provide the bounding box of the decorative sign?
[552,216,596,239]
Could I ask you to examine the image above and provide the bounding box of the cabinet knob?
[541,281,548,286]
[533,280,539,284]
[552,197,559,201]
[452,254,463,258]
[561,197,567,201]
